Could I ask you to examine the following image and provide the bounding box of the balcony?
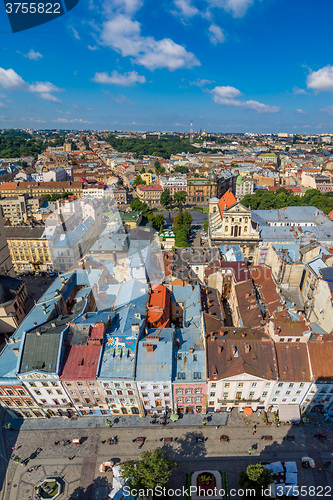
[217,398,262,404]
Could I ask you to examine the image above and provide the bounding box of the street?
[1,411,333,500]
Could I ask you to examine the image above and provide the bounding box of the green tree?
[140,167,146,174]
[239,463,272,498]
[133,176,146,188]
[160,188,173,209]
[174,190,187,210]
[154,160,160,168]
[121,449,177,498]
[130,197,144,211]
[153,214,165,230]
[203,219,209,232]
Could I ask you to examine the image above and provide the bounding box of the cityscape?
[1,0,333,498]
[0,129,332,499]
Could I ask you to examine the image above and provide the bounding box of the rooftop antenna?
[190,120,193,144]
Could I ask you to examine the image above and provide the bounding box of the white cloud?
[211,85,242,100]
[208,0,253,18]
[190,78,214,87]
[71,26,80,40]
[55,118,92,123]
[293,86,308,95]
[93,70,145,86]
[210,85,280,113]
[321,106,333,116]
[25,49,43,61]
[0,67,62,102]
[208,23,225,44]
[88,45,98,51]
[174,0,199,18]
[307,65,333,92]
[108,0,143,15]
[0,67,26,90]
[101,15,200,70]
[296,108,305,114]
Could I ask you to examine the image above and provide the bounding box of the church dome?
[0,284,13,304]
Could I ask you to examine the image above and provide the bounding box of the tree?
[203,219,209,232]
[174,190,187,211]
[133,176,146,188]
[130,197,144,211]
[153,214,165,230]
[239,463,272,499]
[160,188,173,209]
[140,167,146,174]
[154,160,160,168]
[121,449,177,498]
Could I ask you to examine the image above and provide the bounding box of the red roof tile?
[60,345,101,380]
[218,190,237,217]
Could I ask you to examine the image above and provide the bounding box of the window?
[275,391,280,395]
[238,383,243,388]
[300,383,304,387]
[88,381,94,386]
[178,373,186,380]
[164,392,170,397]
[128,391,134,396]
[163,385,168,389]
[262,391,268,397]
[289,383,294,388]
[177,398,182,403]
[51,382,58,387]
[211,383,216,388]
[185,389,192,395]
[251,383,257,388]
[142,393,148,398]
[223,392,228,398]
[103,383,109,388]
[114,383,120,388]
[92,390,98,395]
[292,398,297,402]
[186,398,192,403]
[35,390,41,395]
[70,391,76,395]
[193,372,201,379]
[42,382,49,387]
[81,390,87,395]
[278,383,283,387]
[77,382,83,386]
[210,392,215,397]
[296,390,301,394]
[249,392,255,398]
[176,389,182,395]
[153,385,158,389]
[282,398,287,402]
[116,390,123,396]
[154,393,160,398]
[272,398,277,402]
[195,397,201,403]
[225,383,230,388]
[286,391,291,395]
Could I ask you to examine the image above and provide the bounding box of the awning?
[278,404,300,423]
[243,407,253,415]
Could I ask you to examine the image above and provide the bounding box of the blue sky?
[0,0,333,132]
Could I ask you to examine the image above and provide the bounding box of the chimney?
[244,343,251,354]
[212,364,218,376]
[146,344,154,352]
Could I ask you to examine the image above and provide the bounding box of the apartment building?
[136,185,163,205]
[5,226,53,272]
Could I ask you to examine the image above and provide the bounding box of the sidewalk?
[4,412,228,431]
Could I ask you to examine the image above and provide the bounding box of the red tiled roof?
[308,337,333,381]
[136,185,163,191]
[60,345,101,380]
[218,190,237,217]
[275,343,310,382]
[147,285,170,328]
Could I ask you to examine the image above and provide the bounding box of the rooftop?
[136,328,174,382]
[275,343,311,382]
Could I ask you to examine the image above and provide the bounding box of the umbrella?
[243,407,253,416]
[170,414,179,421]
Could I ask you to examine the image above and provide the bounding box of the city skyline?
[0,0,333,132]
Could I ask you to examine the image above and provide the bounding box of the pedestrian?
[252,425,257,435]
[216,426,219,430]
